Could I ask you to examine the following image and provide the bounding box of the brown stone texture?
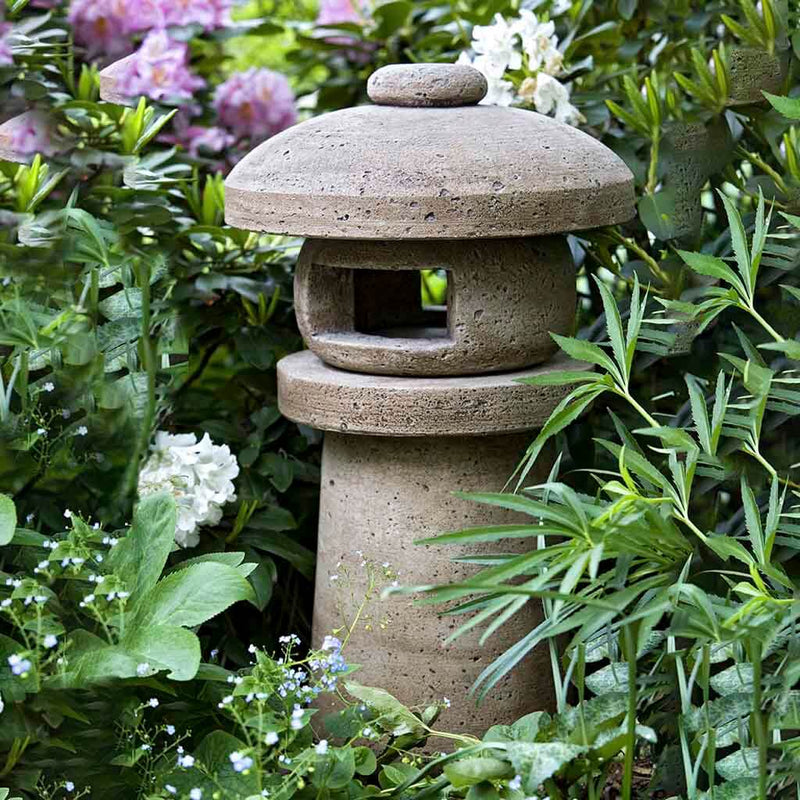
[225,103,635,239]
[278,350,589,437]
[367,63,488,107]
[727,47,788,106]
[294,236,576,376]
[312,431,555,737]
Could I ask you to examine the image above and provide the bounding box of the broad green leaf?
[122,624,202,681]
[705,536,755,566]
[0,495,16,546]
[312,747,357,789]
[506,741,587,793]
[353,746,377,776]
[107,493,177,606]
[345,683,426,738]
[710,664,754,696]
[444,757,513,788]
[715,748,760,780]
[132,562,255,628]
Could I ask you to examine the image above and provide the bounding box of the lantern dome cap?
[224,63,634,240]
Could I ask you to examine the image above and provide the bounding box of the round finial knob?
[367,63,488,108]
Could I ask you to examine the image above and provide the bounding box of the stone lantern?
[225,63,634,734]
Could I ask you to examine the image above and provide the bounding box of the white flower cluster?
[456,9,583,126]
[137,431,239,548]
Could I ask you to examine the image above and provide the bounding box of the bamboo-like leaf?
[516,385,607,488]
[719,191,753,299]
[593,276,628,384]
[686,375,712,454]
[677,250,748,298]
[551,334,622,382]
[740,477,765,564]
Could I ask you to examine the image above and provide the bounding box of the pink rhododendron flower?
[184,126,235,156]
[163,115,235,157]
[315,0,373,63]
[117,31,205,102]
[68,0,132,58]
[213,68,297,142]
[316,0,363,26]
[136,0,233,31]
[9,112,55,157]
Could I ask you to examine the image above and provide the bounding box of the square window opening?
[353,268,450,340]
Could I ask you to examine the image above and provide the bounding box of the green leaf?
[313,747,356,789]
[98,287,143,320]
[194,731,259,796]
[552,334,621,382]
[132,562,256,628]
[353,746,377,776]
[122,624,201,681]
[740,477,765,563]
[705,536,755,566]
[444,758,514,788]
[506,742,588,793]
[107,493,177,606]
[517,385,606,487]
[715,747,760,780]
[593,276,628,381]
[685,376,712,453]
[677,250,747,297]
[0,495,16,547]
[516,371,598,387]
[759,339,800,359]
[344,682,426,738]
[763,91,800,119]
[719,192,753,297]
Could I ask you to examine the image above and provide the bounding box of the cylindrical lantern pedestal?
[314,431,552,732]
[278,350,590,733]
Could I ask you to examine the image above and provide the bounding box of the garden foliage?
[0,0,799,797]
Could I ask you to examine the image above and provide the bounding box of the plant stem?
[118,259,157,508]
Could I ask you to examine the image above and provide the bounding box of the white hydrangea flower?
[471,13,522,78]
[525,73,584,126]
[138,431,239,548]
[457,52,516,107]
[513,11,563,75]
[0,690,4,715]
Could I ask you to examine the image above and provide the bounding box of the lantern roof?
[224,63,634,240]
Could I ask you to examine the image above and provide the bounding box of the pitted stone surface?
[295,236,575,375]
[278,350,590,436]
[367,63,488,107]
[225,104,635,239]
[99,55,136,104]
[727,47,788,106]
[312,432,556,736]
